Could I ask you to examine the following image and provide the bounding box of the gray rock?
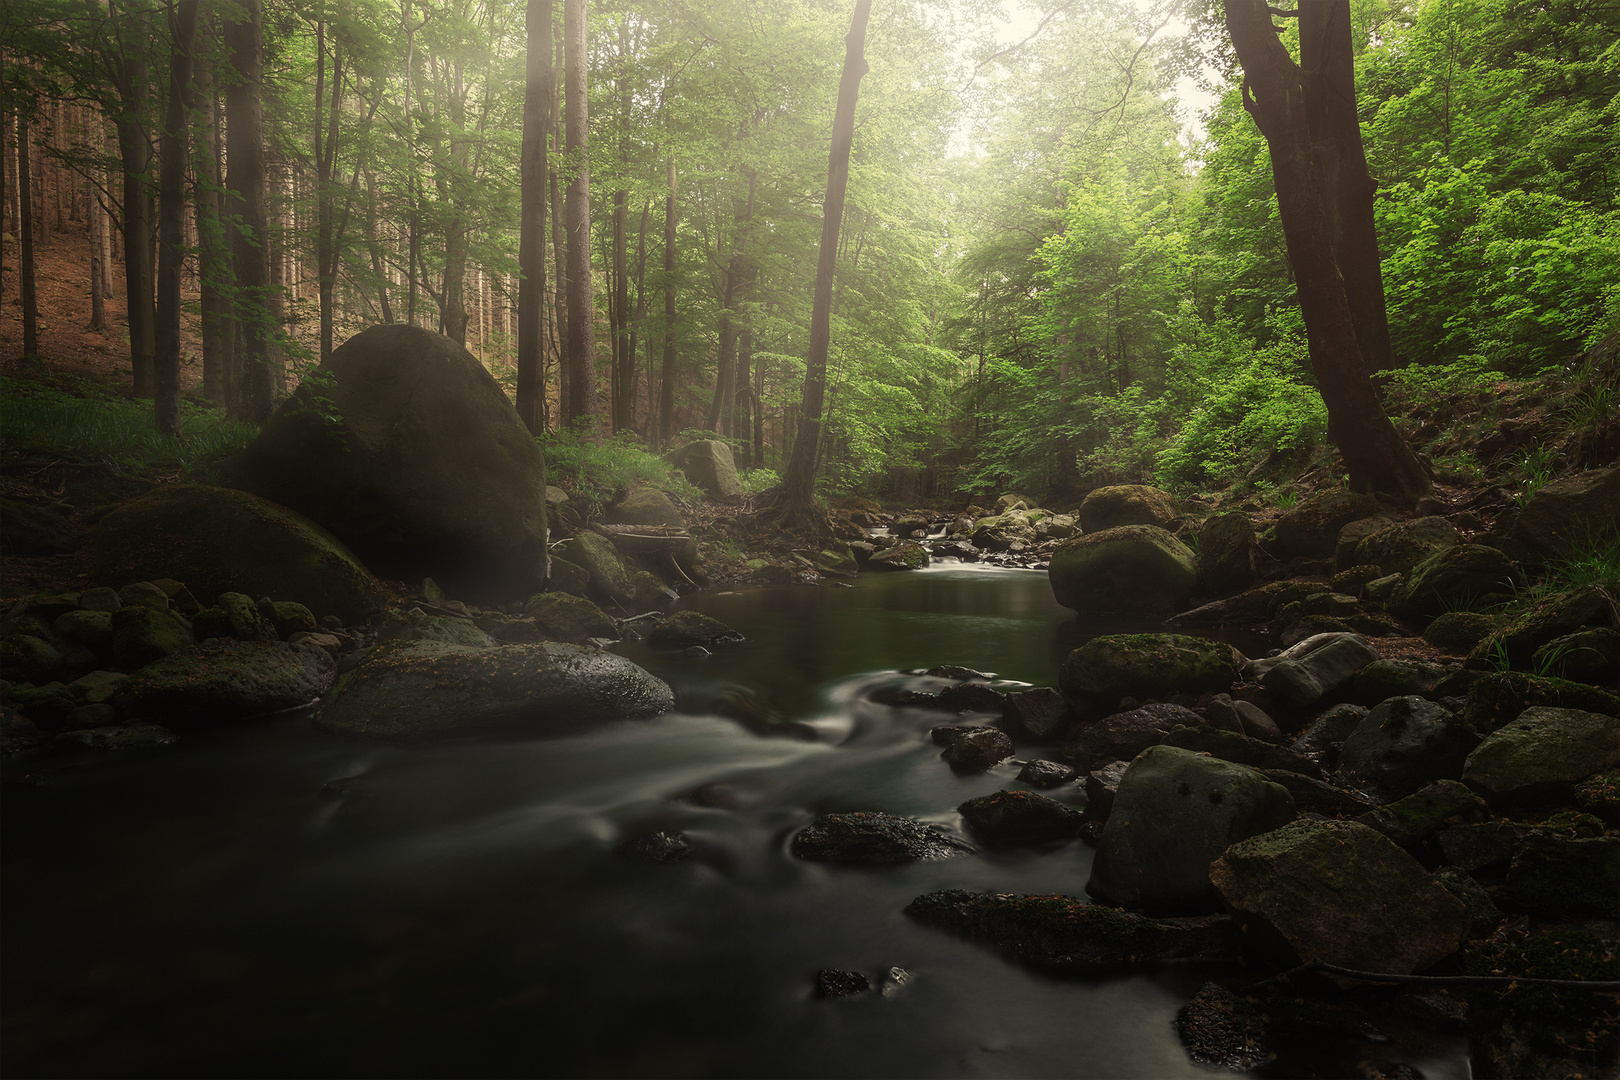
[791,812,972,862]
[935,682,1005,714]
[525,592,617,642]
[1209,820,1469,976]
[1532,628,1620,685]
[1048,526,1197,615]
[1059,634,1245,717]
[615,830,692,863]
[1462,706,1620,807]
[314,640,673,740]
[971,509,1036,550]
[816,969,870,998]
[118,641,336,726]
[1061,703,1204,772]
[866,541,930,570]
[1017,759,1077,788]
[1499,466,1620,563]
[1259,769,1378,816]
[1353,516,1462,576]
[1160,725,1325,779]
[1205,693,1281,742]
[1432,866,1501,939]
[377,607,498,648]
[667,439,742,497]
[1273,491,1384,559]
[1290,703,1368,762]
[1352,658,1449,704]
[942,727,1015,772]
[1196,512,1261,594]
[1083,760,1130,817]
[605,488,686,529]
[1391,545,1518,619]
[648,610,744,651]
[53,609,113,653]
[1001,687,1071,742]
[1436,821,1534,873]
[1356,780,1489,848]
[1500,835,1620,918]
[1250,632,1381,708]
[1423,611,1499,653]
[957,789,1085,846]
[1087,745,1296,913]
[1334,515,1397,572]
[1339,696,1481,802]
[564,532,639,605]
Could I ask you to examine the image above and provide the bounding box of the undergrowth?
[541,428,701,506]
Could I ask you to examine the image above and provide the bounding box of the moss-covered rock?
[53,609,113,654]
[1462,706,1620,807]
[970,509,1036,550]
[1333,515,1398,571]
[117,640,335,726]
[1499,465,1620,563]
[93,485,389,622]
[1251,632,1381,707]
[1353,516,1461,576]
[110,605,193,670]
[667,439,742,497]
[1352,658,1449,703]
[1532,627,1620,684]
[1464,928,1619,1080]
[544,556,591,596]
[1390,544,1518,618]
[1574,769,1620,825]
[563,531,637,604]
[1049,526,1198,615]
[647,610,743,650]
[314,639,673,740]
[1465,584,1616,672]
[1196,512,1260,594]
[1059,633,1244,715]
[866,540,931,570]
[1356,780,1488,849]
[1209,819,1468,976]
[1076,484,1177,533]
[1423,611,1500,653]
[215,592,277,641]
[1458,672,1620,733]
[1273,490,1385,559]
[377,607,498,648]
[604,487,686,528]
[525,592,616,642]
[257,598,317,638]
[1501,835,1620,918]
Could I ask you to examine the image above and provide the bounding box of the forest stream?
[1,563,1470,1078]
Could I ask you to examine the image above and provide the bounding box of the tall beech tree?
[1223,0,1428,499]
[777,0,871,528]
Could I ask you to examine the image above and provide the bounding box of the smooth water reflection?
[1,565,1466,1078]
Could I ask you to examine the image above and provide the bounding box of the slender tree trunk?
[779,0,870,524]
[18,108,38,358]
[611,186,630,430]
[517,0,552,433]
[155,0,200,435]
[549,31,568,415]
[658,154,677,446]
[735,300,754,469]
[194,50,229,403]
[227,0,276,423]
[1224,0,1428,498]
[89,174,107,332]
[364,166,393,324]
[112,30,156,398]
[562,0,596,434]
[313,19,342,362]
[625,198,650,433]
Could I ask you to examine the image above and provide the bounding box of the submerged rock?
[1018,758,1078,789]
[314,639,673,740]
[815,969,870,998]
[903,889,1238,970]
[615,830,692,863]
[1176,983,1271,1072]
[648,610,745,651]
[791,812,972,862]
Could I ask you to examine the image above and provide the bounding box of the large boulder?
[1334,515,1397,572]
[524,592,616,642]
[1272,490,1384,559]
[1499,466,1620,563]
[1249,632,1381,708]
[1076,485,1177,533]
[1464,584,1616,671]
[1048,527,1198,615]
[970,510,1036,550]
[1059,633,1245,716]
[604,488,686,529]
[1390,544,1518,618]
[1196,513,1261,594]
[224,325,549,589]
[1462,707,1620,808]
[1353,516,1461,576]
[93,485,389,622]
[1209,820,1469,976]
[1086,745,1296,913]
[667,440,742,497]
[313,639,673,740]
[117,641,335,725]
[1061,703,1204,771]
[1338,696,1481,802]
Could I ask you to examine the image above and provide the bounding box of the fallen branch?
[1244,958,1620,994]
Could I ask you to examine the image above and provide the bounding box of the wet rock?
[903,889,1238,970]
[667,439,742,497]
[53,721,177,752]
[95,485,389,623]
[1204,693,1281,742]
[1017,759,1077,788]
[935,682,1005,714]
[1274,491,1384,560]
[1176,983,1271,1072]
[1048,526,1197,615]
[1499,465,1620,563]
[1462,706,1620,808]
[941,727,1015,772]
[957,789,1085,846]
[815,969,869,998]
[791,812,972,862]
[930,723,998,746]
[1334,515,1398,572]
[1083,760,1129,817]
[1291,703,1369,764]
[1196,513,1261,594]
[314,640,673,740]
[1076,485,1178,533]
[991,494,1031,514]
[647,611,744,651]
[1000,687,1070,742]
[1353,516,1461,576]
[1259,769,1378,816]
[1250,632,1381,708]
[865,541,930,571]
[118,640,335,726]
[1390,545,1518,619]
[1061,703,1205,772]
[1210,820,1469,977]
[471,614,543,644]
[878,966,912,997]
[1160,726,1325,779]
[1356,780,1489,849]
[1087,745,1296,913]
[1501,835,1620,918]
[971,510,1036,550]
[1339,696,1481,802]
[615,830,691,863]
[524,592,617,642]
[564,532,638,605]
[1352,659,1449,704]
[1059,634,1245,717]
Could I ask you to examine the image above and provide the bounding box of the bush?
[540,429,700,505]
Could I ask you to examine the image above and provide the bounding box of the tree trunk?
[194,48,229,403]
[562,0,596,435]
[112,27,156,399]
[517,0,552,434]
[1224,0,1428,499]
[226,0,277,424]
[1298,1,1399,374]
[549,32,569,416]
[18,108,38,359]
[364,167,394,324]
[155,0,200,436]
[656,155,678,446]
[626,198,650,433]
[313,19,342,362]
[89,172,107,332]
[777,0,871,526]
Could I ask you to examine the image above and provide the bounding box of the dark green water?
[1,565,1465,1078]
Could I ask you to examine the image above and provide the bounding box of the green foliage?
[0,375,257,477]
[737,468,780,495]
[540,430,700,506]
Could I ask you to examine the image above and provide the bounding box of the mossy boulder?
[525,592,616,642]
[563,531,638,604]
[1339,696,1482,802]
[1209,819,1469,976]
[1499,465,1620,563]
[544,556,591,596]
[1058,633,1245,716]
[1423,611,1500,653]
[647,610,743,651]
[314,639,673,740]
[1500,835,1620,918]
[1334,515,1397,571]
[1048,526,1198,615]
[866,541,931,570]
[110,605,194,670]
[1196,512,1261,595]
[53,609,114,654]
[667,439,742,497]
[377,607,498,648]
[1088,745,1296,913]
[1462,706,1620,807]
[1353,516,1461,576]
[93,485,389,622]
[1351,658,1449,703]
[116,641,335,726]
[1356,780,1488,849]
[1390,544,1518,618]
[1272,490,1384,559]
[223,324,549,588]
[1457,672,1620,732]
[1533,627,1620,684]
[604,487,686,529]
[970,510,1036,550]
[1076,485,1177,533]
[258,599,317,638]
[1464,584,1616,672]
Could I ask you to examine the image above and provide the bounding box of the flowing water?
[2,564,1468,1078]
